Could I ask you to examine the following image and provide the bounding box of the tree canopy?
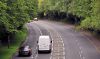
[38,0,100,32]
[0,0,38,40]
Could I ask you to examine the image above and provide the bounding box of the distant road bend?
[12,20,100,59]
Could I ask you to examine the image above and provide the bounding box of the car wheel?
[49,49,51,53]
[18,53,22,57]
[28,52,32,56]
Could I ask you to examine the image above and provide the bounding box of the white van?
[37,35,52,53]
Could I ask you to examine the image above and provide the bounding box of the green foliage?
[38,0,100,32]
[0,0,38,39]
[80,0,100,31]
[68,0,92,17]
[81,17,92,29]
[0,0,37,58]
[0,28,27,59]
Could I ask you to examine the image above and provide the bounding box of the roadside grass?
[0,28,27,59]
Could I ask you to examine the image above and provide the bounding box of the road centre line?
[35,24,53,59]
[45,28,65,59]
[80,50,83,54]
[30,55,33,58]
[48,29,53,59]
[36,26,42,35]
[79,52,82,58]
[79,46,82,50]
[47,26,65,59]
[34,22,65,59]
[55,31,65,59]
[33,22,42,35]
[83,57,85,59]
[32,24,44,59]
[74,36,84,59]
[35,53,38,59]
[76,39,78,42]
[47,30,54,59]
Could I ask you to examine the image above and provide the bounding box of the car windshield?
[19,47,24,50]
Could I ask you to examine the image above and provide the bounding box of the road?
[12,20,100,59]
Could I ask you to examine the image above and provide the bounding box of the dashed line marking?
[35,53,38,59]
[80,50,83,54]
[30,55,33,58]
[32,23,43,59]
[76,39,78,42]
[79,52,82,58]
[36,26,42,35]
[79,47,82,50]
[39,26,54,59]
[33,22,42,35]
[75,38,85,59]
[56,31,65,59]
[34,22,65,59]
[83,57,85,59]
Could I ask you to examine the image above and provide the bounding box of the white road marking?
[77,42,80,46]
[37,21,87,59]
[79,52,82,58]
[49,30,54,59]
[76,39,78,42]
[76,39,83,59]
[34,21,65,59]
[56,31,65,59]
[37,26,42,35]
[49,30,54,51]
[79,47,82,50]
[30,55,34,58]
[32,23,43,59]
[33,22,42,35]
[50,56,52,59]
[36,24,53,59]
[35,53,38,59]
[63,52,65,55]
[83,56,85,59]
[80,50,83,54]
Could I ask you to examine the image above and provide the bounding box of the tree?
[0,0,38,45]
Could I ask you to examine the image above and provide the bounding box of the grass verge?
[0,28,27,59]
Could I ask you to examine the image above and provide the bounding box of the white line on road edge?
[35,53,38,59]
[34,23,53,59]
[34,22,65,59]
[75,39,85,59]
[76,39,78,42]
[83,57,85,59]
[34,25,42,59]
[36,26,42,35]
[48,30,53,59]
[48,28,65,59]
[80,50,83,54]
[30,55,34,58]
[32,23,43,59]
[34,47,38,59]
[79,47,82,50]
[33,22,42,35]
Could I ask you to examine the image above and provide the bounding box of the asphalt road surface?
[12,20,100,59]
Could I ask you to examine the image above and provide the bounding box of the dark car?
[18,45,32,56]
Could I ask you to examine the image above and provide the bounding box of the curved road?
[12,20,100,59]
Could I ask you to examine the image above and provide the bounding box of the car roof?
[39,35,50,43]
[39,35,50,40]
[20,45,30,50]
[39,35,49,38]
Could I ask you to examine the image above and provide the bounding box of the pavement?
[12,20,100,59]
